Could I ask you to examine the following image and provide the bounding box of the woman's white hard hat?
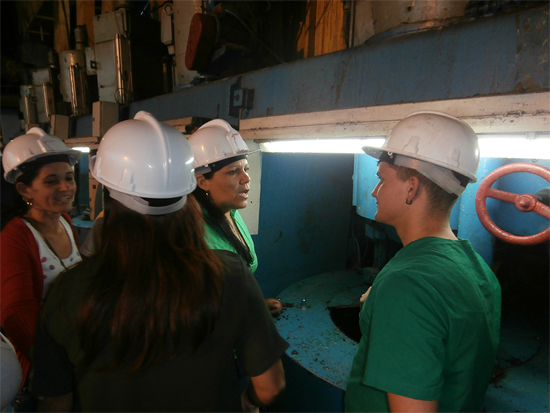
[2,127,81,184]
[187,119,251,174]
[91,111,197,214]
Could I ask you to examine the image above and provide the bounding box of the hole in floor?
[328,305,362,343]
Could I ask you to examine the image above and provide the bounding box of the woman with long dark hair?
[188,119,282,314]
[30,112,288,412]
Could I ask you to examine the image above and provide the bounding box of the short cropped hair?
[387,163,461,214]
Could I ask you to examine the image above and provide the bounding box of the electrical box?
[58,49,88,116]
[92,101,119,138]
[94,38,132,104]
[20,85,37,126]
[50,114,70,139]
[90,9,168,104]
[93,9,129,43]
[32,68,57,123]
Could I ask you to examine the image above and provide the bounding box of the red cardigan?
[0,213,79,385]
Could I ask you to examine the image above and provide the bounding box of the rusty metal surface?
[273,269,368,390]
[120,6,549,126]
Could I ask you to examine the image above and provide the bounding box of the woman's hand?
[265,298,282,315]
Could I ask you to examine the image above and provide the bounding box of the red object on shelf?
[185,13,217,71]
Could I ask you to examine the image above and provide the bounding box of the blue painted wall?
[252,153,355,297]
[354,154,550,266]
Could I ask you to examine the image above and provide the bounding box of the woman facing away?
[188,119,282,314]
[1,128,82,393]
[30,112,288,412]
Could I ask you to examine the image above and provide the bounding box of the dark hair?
[192,175,253,267]
[1,164,44,228]
[1,155,74,228]
[75,190,225,374]
[387,163,463,214]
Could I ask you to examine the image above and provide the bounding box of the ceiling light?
[259,138,385,154]
[478,133,550,159]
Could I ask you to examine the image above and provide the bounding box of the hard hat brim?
[194,148,260,175]
[4,150,82,184]
[362,145,384,160]
[361,145,478,183]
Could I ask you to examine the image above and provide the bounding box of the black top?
[31,250,288,412]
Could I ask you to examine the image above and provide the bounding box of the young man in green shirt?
[346,111,501,412]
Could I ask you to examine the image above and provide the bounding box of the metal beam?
[240,92,550,140]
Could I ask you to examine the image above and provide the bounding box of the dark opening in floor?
[328,305,362,343]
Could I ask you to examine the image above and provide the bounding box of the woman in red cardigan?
[1,128,81,394]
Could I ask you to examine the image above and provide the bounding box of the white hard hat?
[91,111,196,214]
[2,128,81,184]
[362,111,480,195]
[187,119,250,174]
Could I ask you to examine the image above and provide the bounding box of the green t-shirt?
[203,209,258,273]
[346,237,501,412]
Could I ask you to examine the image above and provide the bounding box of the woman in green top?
[188,119,281,314]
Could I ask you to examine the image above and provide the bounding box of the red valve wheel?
[475,163,550,245]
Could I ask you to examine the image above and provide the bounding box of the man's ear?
[408,175,422,200]
[196,175,209,191]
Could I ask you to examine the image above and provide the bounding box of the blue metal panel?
[128,80,237,123]
[241,10,524,117]
[352,154,549,266]
[252,153,354,298]
[352,154,378,220]
[119,6,548,124]
[273,270,365,390]
[457,157,505,266]
[516,8,550,92]
[270,270,366,411]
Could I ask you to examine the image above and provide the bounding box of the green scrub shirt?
[203,209,258,273]
[345,237,501,412]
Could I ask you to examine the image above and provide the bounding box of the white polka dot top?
[23,217,82,300]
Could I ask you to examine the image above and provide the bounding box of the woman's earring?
[24,198,33,207]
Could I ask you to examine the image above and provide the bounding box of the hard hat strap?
[11,154,72,183]
[108,188,186,215]
[197,154,248,175]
